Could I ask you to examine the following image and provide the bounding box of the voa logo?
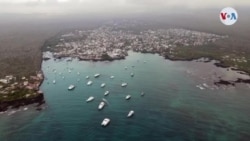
[220,7,238,26]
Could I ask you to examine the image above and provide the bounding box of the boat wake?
[102,98,110,105]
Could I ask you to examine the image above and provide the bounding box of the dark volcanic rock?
[0,93,45,112]
[235,78,250,84]
[214,80,235,86]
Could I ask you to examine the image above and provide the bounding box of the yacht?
[127,110,134,118]
[86,76,90,79]
[98,102,105,110]
[110,76,115,79]
[130,73,134,77]
[141,92,145,96]
[101,118,110,127]
[86,96,94,102]
[104,91,109,96]
[121,83,128,87]
[68,85,75,90]
[101,83,106,88]
[94,73,100,78]
[125,95,131,100]
[196,85,205,90]
[87,81,93,86]
[53,80,56,84]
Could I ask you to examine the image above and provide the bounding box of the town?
[44,22,226,61]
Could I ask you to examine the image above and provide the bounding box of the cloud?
[0,0,249,14]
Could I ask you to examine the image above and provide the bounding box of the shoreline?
[47,50,250,87]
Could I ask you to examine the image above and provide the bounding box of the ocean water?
[0,51,250,141]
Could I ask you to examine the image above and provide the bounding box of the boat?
[77,72,80,75]
[196,85,205,90]
[121,83,128,87]
[101,83,106,88]
[94,73,100,78]
[68,85,75,90]
[87,81,93,86]
[86,96,94,102]
[130,73,134,77]
[104,91,109,96]
[110,76,115,79]
[127,110,134,118]
[86,76,90,79]
[141,92,145,96]
[98,102,105,110]
[125,95,131,100]
[53,80,56,84]
[101,118,110,127]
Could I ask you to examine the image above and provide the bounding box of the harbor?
[0,51,250,141]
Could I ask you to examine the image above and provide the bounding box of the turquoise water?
[0,52,250,141]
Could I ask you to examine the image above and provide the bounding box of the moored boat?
[121,82,128,87]
[98,102,105,110]
[87,81,93,86]
[104,91,109,96]
[101,83,106,88]
[94,73,100,78]
[86,96,94,102]
[68,85,75,90]
[101,118,110,127]
[125,95,131,100]
[127,110,134,118]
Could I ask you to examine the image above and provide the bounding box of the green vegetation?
[165,38,250,74]
[0,88,37,102]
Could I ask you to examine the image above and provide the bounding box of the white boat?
[130,73,134,77]
[101,118,110,127]
[86,96,94,102]
[196,85,205,90]
[125,95,131,100]
[68,85,75,90]
[121,83,128,87]
[141,92,145,96]
[86,76,90,79]
[53,80,56,84]
[87,81,93,86]
[98,102,105,110]
[104,91,109,96]
[127,110,134,118]
[101,83,106,88]
[110,76,115,79]
[94,73,100,78]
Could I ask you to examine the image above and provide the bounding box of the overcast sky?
[0,0,249,14]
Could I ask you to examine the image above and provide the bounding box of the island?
[43,21,250,85]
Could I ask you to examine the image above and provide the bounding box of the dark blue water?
[0,52,250,141]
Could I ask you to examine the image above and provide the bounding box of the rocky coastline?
[0,72,45,112]
[0,93,44,112]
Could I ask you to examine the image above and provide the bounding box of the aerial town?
[44,23,226,61]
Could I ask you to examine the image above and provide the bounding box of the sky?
[0,0,249,14]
